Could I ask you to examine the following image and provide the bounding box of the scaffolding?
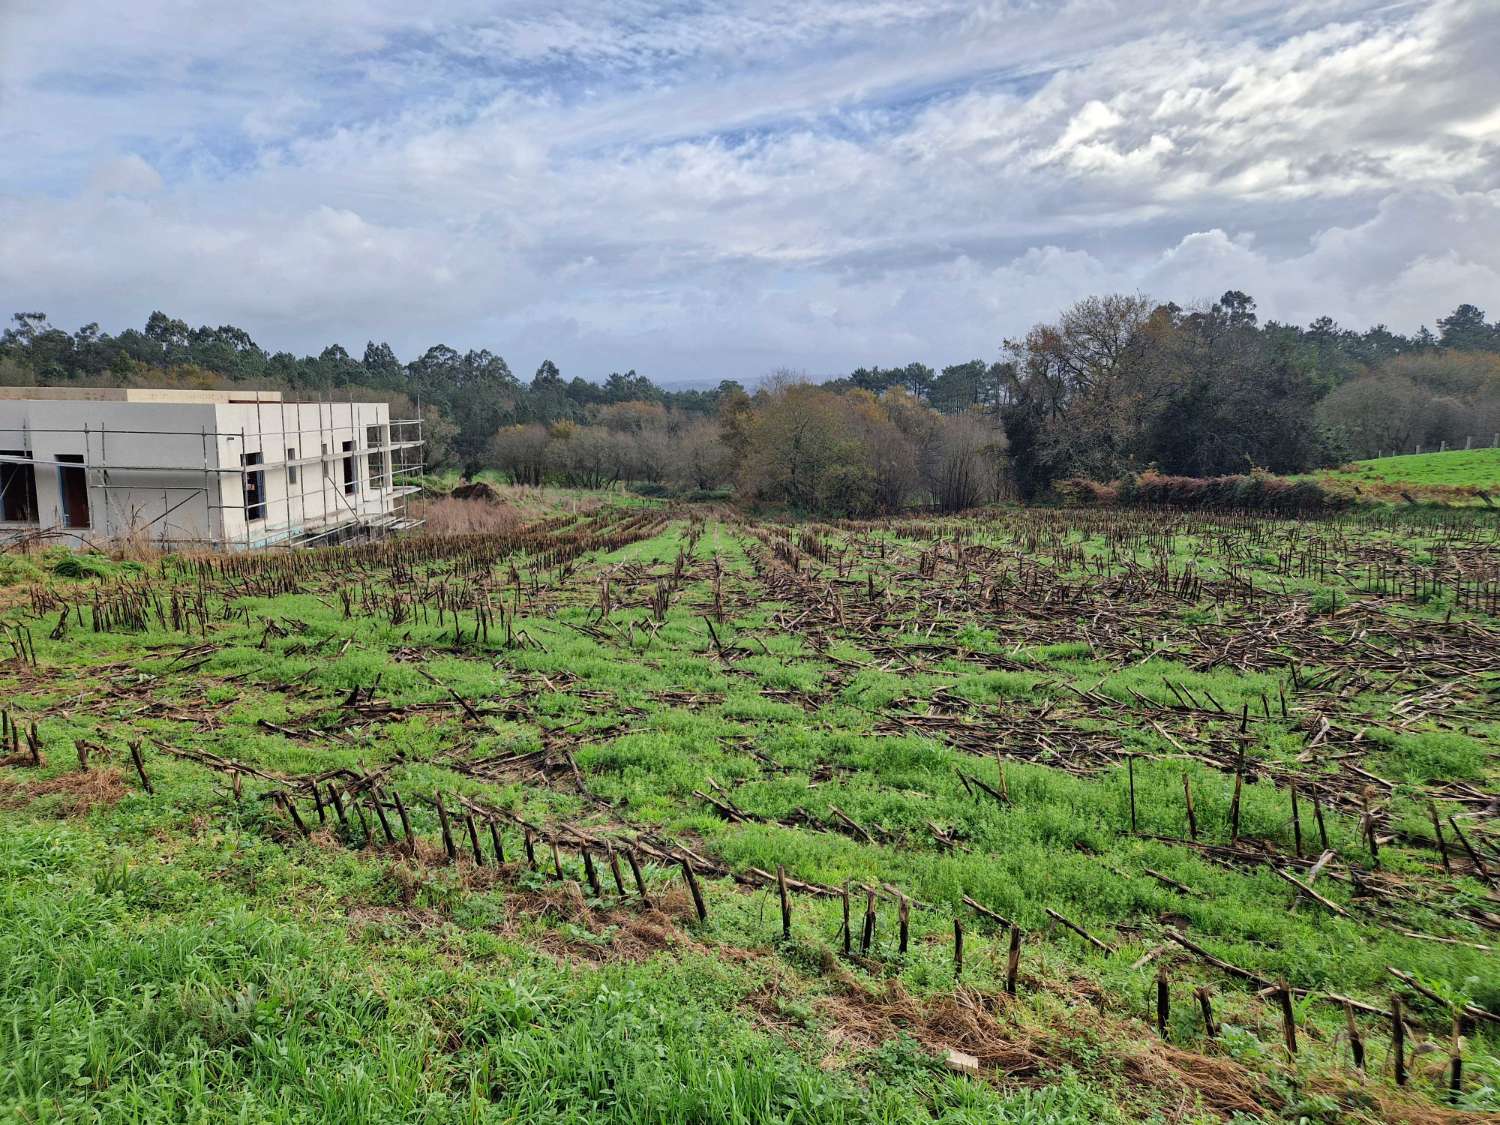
[0,392,425,551]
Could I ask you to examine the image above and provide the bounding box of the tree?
[362,341,404,388]
[418,404,459,473]
[489,423,551,486]
[669,419,730,491]
[737,381,872,514]
[899,362,936,400]
[930,413,1005,512]
[144,311,190,354]
[1437,305,1493,351]
[999,293,1163,494]
[931,360,988,415]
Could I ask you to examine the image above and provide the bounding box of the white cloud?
[87,155,164,197]
[0,0,1496,380]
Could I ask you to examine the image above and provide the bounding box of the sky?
[1,1,1498,385]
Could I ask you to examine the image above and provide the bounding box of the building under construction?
[0,387,423,550]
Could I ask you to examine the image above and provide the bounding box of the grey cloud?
[0,0,1496,381]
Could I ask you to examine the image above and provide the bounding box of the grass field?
[1315,448,1500,505]
[1,503,1497,1123]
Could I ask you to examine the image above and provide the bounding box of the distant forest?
[3,295,1498,514]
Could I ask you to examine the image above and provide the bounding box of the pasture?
[1,503,1497,1123]
[1314,448,1500,506]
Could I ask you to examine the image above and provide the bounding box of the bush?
[1055,470,1349,514]
[1054,478,1118,505]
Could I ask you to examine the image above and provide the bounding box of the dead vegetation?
[409,495,525,537]
[0,766,126,816]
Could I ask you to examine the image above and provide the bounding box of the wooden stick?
[490,820,505,865]
[681,856,707,922]
[1005,926,1021,996]
[434,792,456,862]
[582,847,603,897]
[860,888,876,954]
[1182,773,1197,840]
[1392,996,1406,1086]
[1276,979,1297,1058]
[1045,907,1113,955]
[1306,849,1336,884]
[1156,969,1170,1036]
[1290,784,1303,857]
[392,789,414,854]
[953,917,963,979]
[464,814,483,865]
[1144,867,1199,897]
[351,798,370,845]
[963,894,1015,930]
[1387,966,1500,1025]
[370,791,395,844]
[279,792,309,836]
[1362,791,1380,867]
[607,846,625,894]
[626,849,652,907]
[1127,755,1137,834]
[1196,987,1217,1040]
[1344,1000,1364,1072]
[120,739,153,794]
[1311,788,1329,852]
[1165,928,1271,989]
[898,892,910,955]
[1447,816,1492,884]
[777,863,791,940]
[1274,866,1349,917]
[1428,803,1451,874]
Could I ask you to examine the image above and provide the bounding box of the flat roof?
[0,387,286,405]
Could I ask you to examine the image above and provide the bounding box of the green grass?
[1333,447,1500,489]
[1,502,1496,1123]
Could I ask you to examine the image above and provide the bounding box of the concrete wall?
[211,400,396,547]
[0,400,220,544]
[0,396,409,548]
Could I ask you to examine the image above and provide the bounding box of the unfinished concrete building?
[0,388,423,549]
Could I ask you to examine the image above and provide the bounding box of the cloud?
[87,155,164,197]
[0,0,1496,380]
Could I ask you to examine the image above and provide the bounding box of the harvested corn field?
[1,502,1497,1123]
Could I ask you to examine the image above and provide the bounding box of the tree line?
[3,296,1497,513]
[0,312,737,476]
[997,295,1500,498]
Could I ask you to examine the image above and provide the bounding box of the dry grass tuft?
[497,881,701,964]
[792,978,1279,1122]
[0,766,127,816]
[411,496,525,537]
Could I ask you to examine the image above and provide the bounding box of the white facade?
[0,388,422,549]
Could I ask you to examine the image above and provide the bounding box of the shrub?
[1054,478,1118,505]
[1055,470,1350,514]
